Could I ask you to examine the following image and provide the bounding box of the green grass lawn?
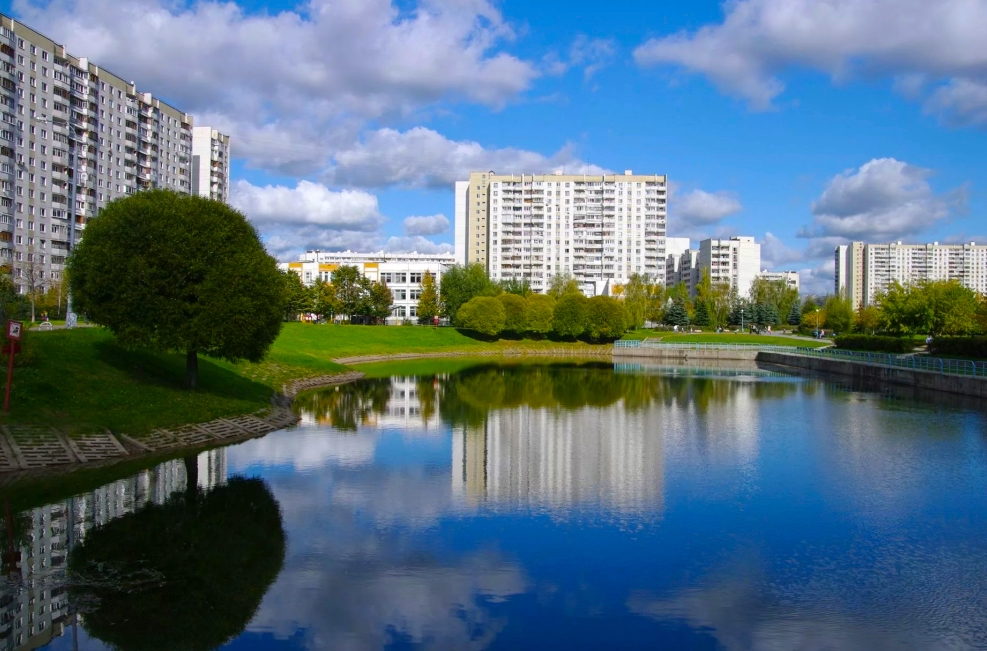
[620,330,831,348]
[271,322,606,360]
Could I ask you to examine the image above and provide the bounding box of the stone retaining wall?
[612,347,760,362]
[757,352,987,399]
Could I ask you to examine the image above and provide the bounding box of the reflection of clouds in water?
[228,426,379,470]
[627,543,987,651]
[240,436,527,651]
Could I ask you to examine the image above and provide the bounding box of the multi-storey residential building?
[666,247,699,293]
[758,270,799,291]
[281,250,455,323]
[696,237,761,299]
[835,241,866,309]
[455,170,668,296]
[0,14,229,300]
[191,126,230,203]
[836,241,987,306]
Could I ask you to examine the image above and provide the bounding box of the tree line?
[281,265,395,323]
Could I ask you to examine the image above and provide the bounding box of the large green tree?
[824,293,854,333]
[440,263,499,325]
[750,276,800,326]
[547,271,581,300]
[525,293,556,336]
[553,293,589,338]
[621,273,660,329]
[456,296,505,336]
[368,281,393,324]
[311,279,339,322]
[68,190,284,389]
[330,265,367,321]
[585,296,630,341]
[663,299,690,327]
[281,270,311,320]
[497,292,528,335]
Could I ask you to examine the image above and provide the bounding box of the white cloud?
[675,189,743,225]
[324,127,607,189]
[633,0,987,124]
[384,236,454,255]
[759,232,803,269]
[403,214,451,236]
[800,158,967,241]
[14,0,539,173]
[570,35,616,80]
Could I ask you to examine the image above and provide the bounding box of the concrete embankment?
[757,352,987,399]
[613,347,759,363]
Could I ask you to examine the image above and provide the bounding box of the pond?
[3,360,987,650]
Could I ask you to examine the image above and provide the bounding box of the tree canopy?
[547,272,581,300]
[68,190,284,388]
[440,263,499,325]
[497,292,528,335]
[585,296,630,341]
[416,272,440,322]
[457,296,506,336]
[553,293,589,338]
[525,293,556,336]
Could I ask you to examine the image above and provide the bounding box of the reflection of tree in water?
[297,364,802,431]
[67,475,285,651]
[293,377,392,430]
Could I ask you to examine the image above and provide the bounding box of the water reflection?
[0,448,286,651]
[4,362,987,650]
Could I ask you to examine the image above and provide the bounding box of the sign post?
[4,321,21,412]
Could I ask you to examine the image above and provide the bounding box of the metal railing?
[613,340,987,378]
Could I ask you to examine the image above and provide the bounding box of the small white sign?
[7,321,22,340]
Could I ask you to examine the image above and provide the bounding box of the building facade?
[696,237,761,299]
[454,170,668,296]
[758,270,800,292]
[191,126,230,203]
[281,250,455,323]
[0,13,227,298]
[666,248,698,293]
[836,241,987,307]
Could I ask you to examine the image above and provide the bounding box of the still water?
[3,361,987,650]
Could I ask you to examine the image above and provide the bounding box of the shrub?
[586,296,630,341]
[553,293,589,338]
[834,334,915,354]
[525,294,556,336]
[496,293,527,335]
[456,296,505,337]
[928,336,987,359]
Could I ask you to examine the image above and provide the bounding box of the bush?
[586,296,629,341]
[553,293,589,338]
[834,334,915,353]
[456,296,505,337]
[496,293,527,335]
[928,336,987,359]
[525,294,556,336]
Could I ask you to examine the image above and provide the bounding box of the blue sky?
[5,0,986,293]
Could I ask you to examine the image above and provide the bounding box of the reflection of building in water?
[300,376,443,433]
[0,448,227,650]
[452,404,664,513]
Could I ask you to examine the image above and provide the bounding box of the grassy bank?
[0,323,828,439]
[619,330,831,347]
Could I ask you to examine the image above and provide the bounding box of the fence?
[613,340,987,378]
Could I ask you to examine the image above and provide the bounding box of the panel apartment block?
[191,126,230,203]
[460,170,668,296]
[837,241,987,307]
[0,13,196,296]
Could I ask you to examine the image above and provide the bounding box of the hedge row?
[456,293,630,341]
[834,334,915,354]
[928,337,987,359]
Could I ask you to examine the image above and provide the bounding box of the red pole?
[3,341,13,412]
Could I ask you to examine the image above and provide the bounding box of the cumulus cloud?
[13,0,539,173]
[403,214,451,236]
[384,236,455,255]
[675,189,743,225]
[633,0,987,124]
[799,158,967,241]
[324,127,608,189]
[759,232,804,269]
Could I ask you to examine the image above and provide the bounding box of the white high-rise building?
[191,126,230,203]
[666,247,698,292]
[836,241,987,306]
[697,236,761,299]
[455,170,668,296]
[0,13,196,297]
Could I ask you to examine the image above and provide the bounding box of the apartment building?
[695,237,761,299]
[758,270,800,292]
[836,241,987,307]
[281,250,455,323]
[0,13,230,299]
[454,170,668,296]
[666,248,699,293]
[191,126,230,203]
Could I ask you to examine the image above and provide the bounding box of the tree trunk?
[29,296,35,324]
[185,349,198,389]
[184,455,199,503]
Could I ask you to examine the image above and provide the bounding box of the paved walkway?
[0,371,365,480]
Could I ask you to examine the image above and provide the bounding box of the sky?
[3,0,986,295]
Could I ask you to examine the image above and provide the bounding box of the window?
[409,272,423,283]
